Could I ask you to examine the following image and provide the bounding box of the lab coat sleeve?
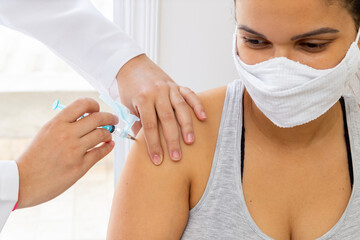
[0,161,19,232]
[0,0,144,98]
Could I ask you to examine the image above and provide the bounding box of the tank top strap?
[188,79,245,216]
[343,95,360,193]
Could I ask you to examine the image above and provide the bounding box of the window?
[0,0,113,92]
[0,2,115,240]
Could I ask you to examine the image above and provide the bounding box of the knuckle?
[178,108,192,120]
[136,91,150,104]
[169,82,178,88]
[177,116,192,128]
[92,151,101,161]
[160,111,175,122]
[183,122,193,130]
[77,98,98,110]
[76,98,90,107]
[97,143,112,157]
[147,142,161,152]
[97,129,109,140]
[155,82,169,91]
[91,113,103,126]
[174,97,187,107]
[94,148,106,160]
[167,138,180,147]
[142,121,157,131]
[50,117,63,126]
[68,144,79,155]
[58,131,70,142]
[185,88,196,97]
[43,120,56,131]
[181,87,191,94]
[188,89,195,95]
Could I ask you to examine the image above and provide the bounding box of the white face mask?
[233,29,360,128]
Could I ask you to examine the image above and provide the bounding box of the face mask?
[233,29,360,128]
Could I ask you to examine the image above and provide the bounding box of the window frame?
[113,0,160,184]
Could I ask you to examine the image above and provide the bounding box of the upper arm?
[107,130,191,240]
[107,86,227,240]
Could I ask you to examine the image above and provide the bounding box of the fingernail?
[187,133,194,143]
[114,115,119,123]
[152,154,162,165]
[171,151,181,161]
[200,111,207,119]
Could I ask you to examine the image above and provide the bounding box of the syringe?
[52,100,136,141]
[101,125,136,141]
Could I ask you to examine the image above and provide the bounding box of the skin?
[15,43,207,208]
[107,87,225,239]
[116,54,207,165]
[107,0,360,239]
[16,98,119,208]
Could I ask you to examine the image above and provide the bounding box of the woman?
[107,0,360,239]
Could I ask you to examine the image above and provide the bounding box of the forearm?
[0,0,144,95]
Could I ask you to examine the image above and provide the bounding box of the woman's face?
[235,0,359,69]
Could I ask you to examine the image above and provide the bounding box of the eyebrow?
[237,25,267,39]
[290,27,339,41]
[237,25,339,41]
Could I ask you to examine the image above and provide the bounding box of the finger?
[131,121,142,136]
[130,106,142,136]
[81,128,113,150]
[170,88,194,145]
[75,112,119,137]
[179,87,207,120]
[83,141,115,170]
[136,103,163,165]
[57,98,100,123]
[155,92,182,161]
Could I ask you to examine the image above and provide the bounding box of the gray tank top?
[181,79,360,240]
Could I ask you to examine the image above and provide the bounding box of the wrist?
[116,54,147,85]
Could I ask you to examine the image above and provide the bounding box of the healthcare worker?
[0,0,207,231]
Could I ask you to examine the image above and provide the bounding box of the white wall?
[113,0,238,183]
[158,0,238,92]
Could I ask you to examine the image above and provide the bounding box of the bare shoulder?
[107,86,227,240]
[117,85,228,179]
[190,85,228,149]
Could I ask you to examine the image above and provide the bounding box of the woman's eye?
[242,37,270,49]
[298,42,328,52]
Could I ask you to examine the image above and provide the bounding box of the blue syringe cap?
[52,100,60,110]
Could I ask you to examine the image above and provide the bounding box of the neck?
[243,90,343,148]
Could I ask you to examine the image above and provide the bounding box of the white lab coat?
[0,0,144,231]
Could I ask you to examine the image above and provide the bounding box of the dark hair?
[343,0,360,29]
[234,0,360,29]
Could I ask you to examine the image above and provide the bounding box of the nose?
[273,46,291,59]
